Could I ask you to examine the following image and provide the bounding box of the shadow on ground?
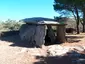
[33,51,85,64]
[66,35,84,43]
[34,56,72,64]
[0,31,36,48]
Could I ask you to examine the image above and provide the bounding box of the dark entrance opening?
[44,25,58,46]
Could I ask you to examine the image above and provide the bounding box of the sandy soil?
[0,35,48,64]
[0,33,85,64]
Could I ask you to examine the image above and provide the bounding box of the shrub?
[0,19,24,32]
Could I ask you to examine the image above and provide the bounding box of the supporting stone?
[57,25,66,43]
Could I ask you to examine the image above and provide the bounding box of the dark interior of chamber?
[44,29,59,46]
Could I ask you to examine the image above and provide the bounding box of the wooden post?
[57,25,66,43]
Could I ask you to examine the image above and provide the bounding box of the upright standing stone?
[34,25,46,47]
[57,25,66,43]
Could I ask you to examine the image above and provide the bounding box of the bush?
[0,19,24,32]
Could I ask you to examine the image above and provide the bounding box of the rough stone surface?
[47,45,70,56]
[47,45,85,56]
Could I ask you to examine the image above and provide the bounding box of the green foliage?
[53,0,85,20]
[0,19,24,31]
[54,0,78,16]
[53,0,85,34]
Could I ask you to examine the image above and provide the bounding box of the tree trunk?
[75,6,80,34]
[82,9,85,32]
[81,5,85,32]
[82,24,85,32]
[76,23,79,34]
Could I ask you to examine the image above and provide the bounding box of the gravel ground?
[0,35,48,64]
[0,34,85,64]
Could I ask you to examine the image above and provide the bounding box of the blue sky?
[0,0,59,21]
